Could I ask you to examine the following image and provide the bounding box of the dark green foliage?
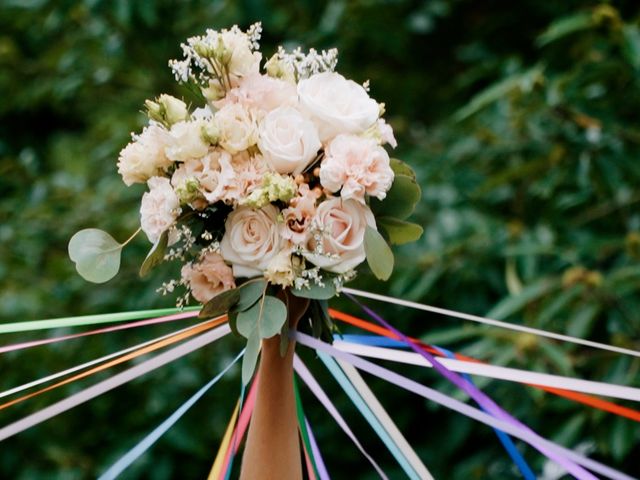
[1,1,640,478]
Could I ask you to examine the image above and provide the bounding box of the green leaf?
[291,281,336,300]
[198,288,241,319]
[259,295,288,339]
[68,228,122,284]
[139,230,168,277]
[236,279,267,311]
[370,174,421,220]
[390,158,416,180]
[378,217,423,245]
[236,294,288,339]
[242,330,261,385]
[228,310,240,337]
[536,11,595,46]
[485,279,559,320]
[364,226,394,281]
[622,24,640,71]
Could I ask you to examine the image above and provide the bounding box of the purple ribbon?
[344,293,598,480]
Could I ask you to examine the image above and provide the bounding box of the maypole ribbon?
[0,310,200,354]
[208,398,241,480]
[0,307,199,334]
[0,320,217,400]
[345,293,596,479]
[98,350,243,480]
[304,417,330,480]
[331,310,640,422]
[294,332,636,480]
[343,288,640,358]
[318,352,426,480]
[293,355,389,479]
[294,377,324,480]
[0,324,231,442]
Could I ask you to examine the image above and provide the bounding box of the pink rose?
[140,177,181,244]
[220,205,283,277]
[320,134,394,203]
[181,252,236,304]
[304,197,376,273]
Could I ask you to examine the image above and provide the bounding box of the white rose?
[304,197,375,273]
[165,120,210,162]
[298,72,380,142]
[257,106,321,174]
[215,104,258,154]
[140,177,181,243]
[219,205,282,277]
[117,125,172,186]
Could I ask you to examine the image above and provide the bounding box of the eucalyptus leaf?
[242,331,261,385]
[259,295,288,339]
[198,288,241,319]
[364,226,394,281]
[68,228,122,284]
[236,301,259,338]
[370,174,421,220]
[236,279,267,311]
[139,230,168,278]
[378,217,423,245]
[291,281,336,300]
[228,310,240,338]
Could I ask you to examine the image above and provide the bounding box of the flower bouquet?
[68,23,422,383]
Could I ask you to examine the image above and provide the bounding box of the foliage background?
[1,0,640,478]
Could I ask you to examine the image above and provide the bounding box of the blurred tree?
[1,0,639,478]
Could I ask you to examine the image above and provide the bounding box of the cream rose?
[304,197,375,273]
[220,204,282,277]
[117,125,172,186]
[320,134,394,203]
[298,72,380,142]
[181,252,236,304]
[215,104,258,154]
[257,106,321,175]
[140,177,181,243]
[165,120,210,162]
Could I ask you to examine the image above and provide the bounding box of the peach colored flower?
[221,151,269,204]
[172,149,234,205]
[215,73,297,113]
[181,252,235,304]
[281,184,320,246]
[304,197,375,273]
[220,204,283,277]
[140,177,181,243]
[320,134,394,203]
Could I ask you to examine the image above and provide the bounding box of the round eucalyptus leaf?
[236,279,267,311]
[236,301,260,338]
[68,229,122,284]
[364,226,394,281]
[259,295,288,339]
[241,331,261,385]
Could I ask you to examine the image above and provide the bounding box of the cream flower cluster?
[117,23,397,304]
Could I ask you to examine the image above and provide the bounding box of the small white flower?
[117,125,172,186]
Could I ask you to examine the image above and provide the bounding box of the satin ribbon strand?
[293,355,389,480]
[318,352,427,480]
[343,288,640,359]
[330,309,640,423]
[295,332,636,480]
[0,307,200,334]
[305,417,330,480]
[208,399,241,480]
[0,318,219,400]
[98,350,243,480]
[334,340,640,402]
[0,317,227,412]
[0,324,231,442]
[0,311,200,355]
[345,294,595,480]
